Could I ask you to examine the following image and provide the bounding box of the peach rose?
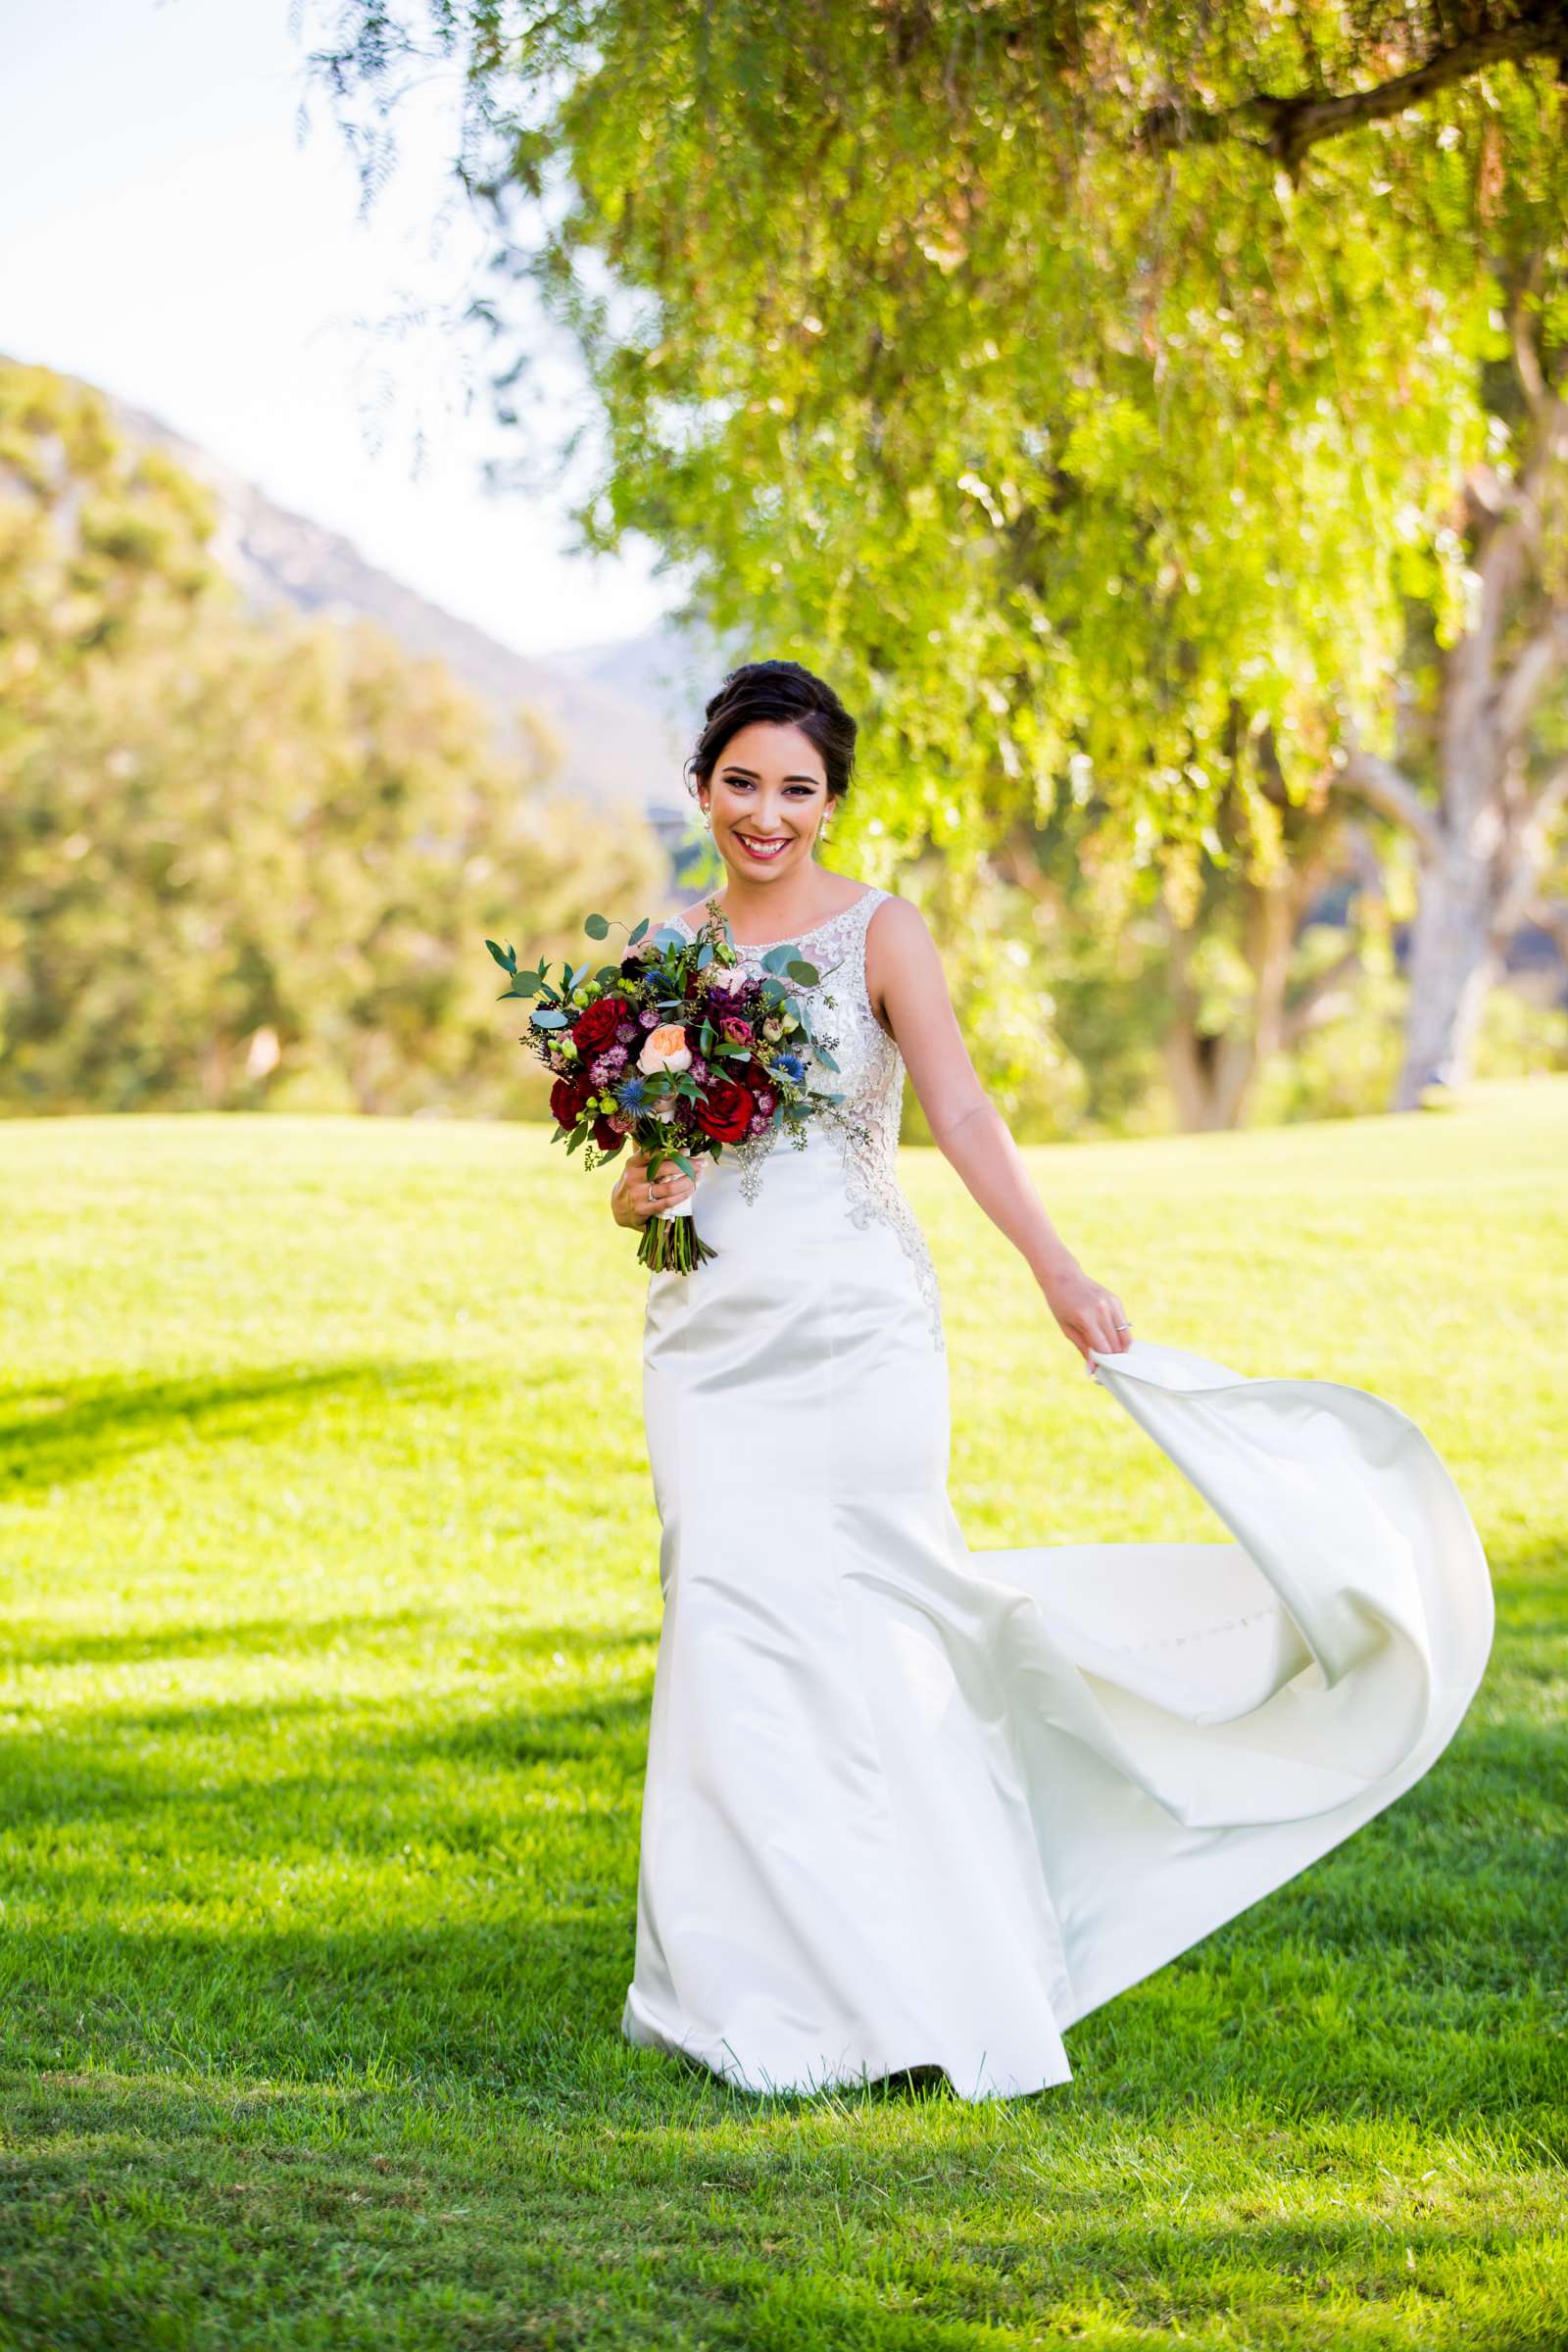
[638,1021,693,1075]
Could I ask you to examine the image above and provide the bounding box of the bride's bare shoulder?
[865,889,932,943]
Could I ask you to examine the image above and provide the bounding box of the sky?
[0,0,686,657]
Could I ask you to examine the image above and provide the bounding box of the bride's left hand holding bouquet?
[487,900,849,1273]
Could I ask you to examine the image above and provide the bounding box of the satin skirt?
[620,1128,1494,2099]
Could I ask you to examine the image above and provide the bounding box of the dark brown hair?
[685,660,858,804]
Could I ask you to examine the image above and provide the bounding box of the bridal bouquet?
[487,898,855,1272]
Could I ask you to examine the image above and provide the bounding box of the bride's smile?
[734,829,788,861]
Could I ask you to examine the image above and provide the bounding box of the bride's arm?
[866,898,1131,1363]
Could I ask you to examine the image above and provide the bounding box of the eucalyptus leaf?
[584,911,610,938]
[628,916,649,946]
[530,1006,568,1029]
[484,937,516,972]
[785,958,818,985]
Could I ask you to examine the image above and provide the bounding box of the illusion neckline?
[680,884,881,952]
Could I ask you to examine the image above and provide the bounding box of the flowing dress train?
[619,886,1494,2098]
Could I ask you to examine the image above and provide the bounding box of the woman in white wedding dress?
[612,660,1494,2101]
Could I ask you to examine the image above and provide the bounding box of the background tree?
[1340,289,1568,1103]
[0,363,663,1117]
[305,0,1568,1115]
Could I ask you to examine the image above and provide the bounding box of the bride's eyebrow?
[721,764,822,784]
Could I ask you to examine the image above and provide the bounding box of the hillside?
[96,378,709,838]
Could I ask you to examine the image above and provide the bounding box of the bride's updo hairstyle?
[685,659,858,808]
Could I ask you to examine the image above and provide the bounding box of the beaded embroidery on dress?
[668,887,945,1351]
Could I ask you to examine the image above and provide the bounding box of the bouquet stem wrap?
[637,1180,716,1274]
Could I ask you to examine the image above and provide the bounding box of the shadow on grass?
[0,1516,1561,2140]
[0,1359,499,1496]
[0,1662,1560,2133]
[4,1611,655,1675]
[2,2065,1564,2352]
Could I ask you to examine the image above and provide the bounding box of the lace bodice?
[669,887,945,1350]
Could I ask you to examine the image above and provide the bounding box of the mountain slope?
[99,382,699,829]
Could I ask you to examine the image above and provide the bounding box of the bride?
[610,658,1493,2101]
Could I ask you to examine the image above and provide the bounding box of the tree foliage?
[304,2,1564,840]
[0,363,663,1116]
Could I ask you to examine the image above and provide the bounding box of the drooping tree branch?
[1494,759,1568,934]
[1498,611,1568,741]
[1337,744,1446,858]
[1280,941,1365,1050]
[1139,11,1568,174]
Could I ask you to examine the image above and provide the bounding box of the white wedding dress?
[619,885,1494,2098]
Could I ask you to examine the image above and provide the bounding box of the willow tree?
[306,2,1568,1110]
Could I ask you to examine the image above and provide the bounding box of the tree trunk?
[1162,874,1303,1131]
[1393,845,1499,1107]
[200,1033,235,1107]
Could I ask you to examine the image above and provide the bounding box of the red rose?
[695,1077,756,1144]
[571,996,621,1054]
[592,1112,625,1152]
[741,1055,773,1098]
[550,1073,591,1129]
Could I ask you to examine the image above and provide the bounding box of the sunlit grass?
[2,1083,1565,2348]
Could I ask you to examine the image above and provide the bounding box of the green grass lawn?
[1,1082,1564,2350]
